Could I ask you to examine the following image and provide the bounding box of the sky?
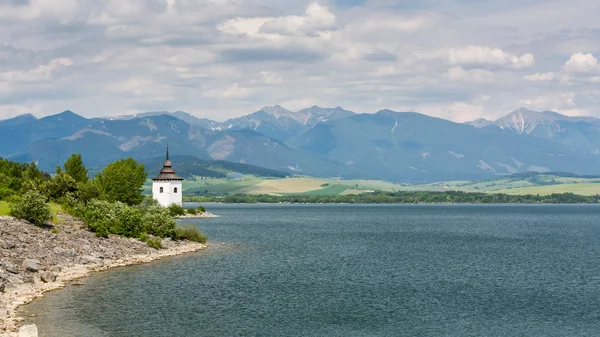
[0,0,599,122]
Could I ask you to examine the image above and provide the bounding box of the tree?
[10,190,51,226]
[46,171,78,200]
[96,158,147,206]
[63,153,89,183]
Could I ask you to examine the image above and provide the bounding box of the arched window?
[174,187,178,193]
[159,187,164,193]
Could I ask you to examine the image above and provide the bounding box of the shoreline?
[0,216,207,336]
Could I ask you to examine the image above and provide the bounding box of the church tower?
[152,146,183,207]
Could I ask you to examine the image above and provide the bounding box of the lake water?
[23,204,600,336]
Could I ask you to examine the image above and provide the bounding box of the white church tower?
[152,146,183,207]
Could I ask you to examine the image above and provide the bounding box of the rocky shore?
[0,214,206,336]
[176,211,219,219]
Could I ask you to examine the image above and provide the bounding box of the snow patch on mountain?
[477,160,495,172]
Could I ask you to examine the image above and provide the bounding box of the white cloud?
[523,72,555,81]
[447,46,535,69]
[563,52,600,73]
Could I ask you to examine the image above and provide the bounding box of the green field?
[142,172,600,197]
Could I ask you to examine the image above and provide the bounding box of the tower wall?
[152,180,183,207]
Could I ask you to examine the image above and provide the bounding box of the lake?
[23,204,600,336]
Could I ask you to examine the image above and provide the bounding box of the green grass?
[49,202,65,224]
[284,184,350,196]
[494,183,600,196]
[0,201,10,216]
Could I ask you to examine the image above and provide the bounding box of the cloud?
[523,72,555,81]
[447,46,535,69]
[563,52,600,73]
[1,0,600,121]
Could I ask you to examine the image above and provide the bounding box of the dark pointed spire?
[166,144,169,161]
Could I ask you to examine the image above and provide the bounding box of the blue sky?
[0,0,599,122]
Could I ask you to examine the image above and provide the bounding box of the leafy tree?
[10,190,51,226]
[63,153,89,183]
[96,158,147,206]
[77,181,100,205]
[46,171,78,200]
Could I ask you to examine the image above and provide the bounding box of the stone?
[18,324,38,337]
[53,247,77,257]
[39,271,57,283]
[81,256,101,264]
[22,259,39,272]
[1,241,17,249]
[4,262,19,274]
[0,281,5,293]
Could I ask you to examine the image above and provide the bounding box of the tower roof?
[152,145,184,181]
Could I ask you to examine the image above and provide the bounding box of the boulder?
[39,271,57,283]
[4,262,19,274]
[18,324,38,337]
[22,259,39,272]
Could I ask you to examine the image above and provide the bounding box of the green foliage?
[0,159,49,200]
[197,206,206,213]
[139,232,149,242]
[63,153,89,183]
[79,199,144,238]
[46,171,78,200]
[147,237,162,249]
[143,206,176,238]
[10,190,51,226]
[174,225,207,244]
[96,158,147,206]
[77,180,100,205]
[187,208,197,215]
[137,195,160,214]
[188,190,600,204]
[167,203,186,217]
[51,228,58,234]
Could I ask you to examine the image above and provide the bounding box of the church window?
[174,187,178,193]
[160,187,164,193]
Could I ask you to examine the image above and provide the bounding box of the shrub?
[197,206,206,213]
[137,195,160,214]
[143,205,176,238]
[187,208,197,215]
[51,228,58,234]
[10,190,51,226]
[46,171,78,200]
[139,232,149,242]
[174,225,207,244]
[167,203,186,217]
[80,199,144,238]
[147,237,162,249]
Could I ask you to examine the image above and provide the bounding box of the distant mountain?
[137,155,290,179]
[0,113,37,127]
[465,118,493,128]
[106,105,357,143]
[0,111,349,177]
[4,106,600,182]
[291,110,600,182]
[474,108,600,155]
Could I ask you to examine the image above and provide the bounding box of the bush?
[46,171,78,200]
[147,237,162,249]
[137,195,160,214]
[79,199,144,238]
[143,205,176,238]
[10,190,51,226]
[139,232,149,242]
[174,225,207,244]
[187,208,197,215]
[197,206,206,213]
[167,203,186,217]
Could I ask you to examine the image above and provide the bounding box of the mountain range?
[2,106,600,183]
